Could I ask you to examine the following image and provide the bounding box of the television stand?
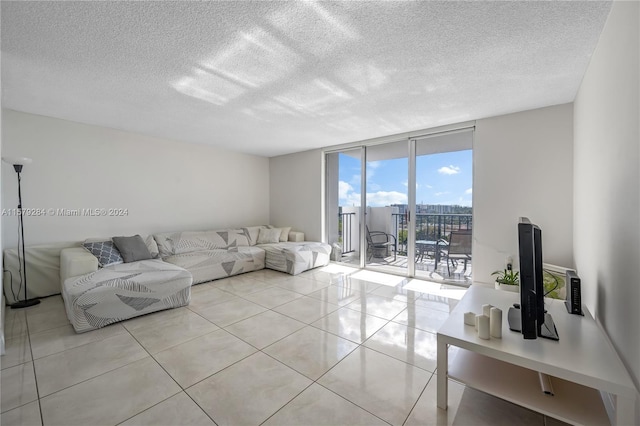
[437,286,636,425]
[507,306,559,340]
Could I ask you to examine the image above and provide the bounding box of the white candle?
[464,311,476,326]
[482,304,493,317]
[477,314,490,339]
[490,307,502,338]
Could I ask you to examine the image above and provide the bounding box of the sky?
[338,149,472,207]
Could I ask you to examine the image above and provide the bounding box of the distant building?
[371,204,471,215]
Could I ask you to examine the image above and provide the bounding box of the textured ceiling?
[1,1,611,157]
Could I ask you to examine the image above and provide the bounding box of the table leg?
[615,394,635,425]
[437,334,448,410]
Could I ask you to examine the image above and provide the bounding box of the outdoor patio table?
[415,240,448,269]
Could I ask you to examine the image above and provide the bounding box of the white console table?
[437,285,636,425]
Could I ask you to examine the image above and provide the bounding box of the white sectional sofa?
[58,226,330,332]
[152,226,331,282]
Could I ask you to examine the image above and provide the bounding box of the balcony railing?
[392,213,472,255]
[338,212,356,254]
[338,211,471,256]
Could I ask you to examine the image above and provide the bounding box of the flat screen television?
[516,217,559,340]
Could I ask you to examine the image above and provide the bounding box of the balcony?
[336,209,472,284]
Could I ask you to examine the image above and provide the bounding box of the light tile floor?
[1,265,565,425]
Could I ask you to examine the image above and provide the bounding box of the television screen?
[517,217,559,340]
[518,217,540,339]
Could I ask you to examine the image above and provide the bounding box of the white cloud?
[339,182,406,207]
[366,191,407,207]
[458,197,472,207]
[345,193,361,206]
[339,180,361,206]
[339,181,353,199]
[366,161,381,180]
[435,191,449,196]
[425,184,433,189]
[401,180,408,187]
[438,165,460,175]
[465,188,472,194]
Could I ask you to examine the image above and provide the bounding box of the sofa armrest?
[288,231,305,242]
[60,248,98,282]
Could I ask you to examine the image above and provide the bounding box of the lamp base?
[10,298,40,309]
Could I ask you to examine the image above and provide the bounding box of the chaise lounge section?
[61,248,193,333]
[259,242,332,275]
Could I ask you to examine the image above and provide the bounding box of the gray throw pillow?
[112,235,153,263]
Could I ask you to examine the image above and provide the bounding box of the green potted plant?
[492,269,519,292]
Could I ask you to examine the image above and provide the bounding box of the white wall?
[473,104,574,285]
[1,109,270,248]
[573,0,639,409]
[269,149,323,242]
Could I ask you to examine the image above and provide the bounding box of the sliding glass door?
[325,128,473,284]
[413,131,473,284]
[364,140,408,275]
[326,148,363,267]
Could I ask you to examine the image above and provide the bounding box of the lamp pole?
[9,161,40,309]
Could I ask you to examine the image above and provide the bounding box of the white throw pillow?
[257,227,282,244]
[144,235,160,259]
[278,227,292,242]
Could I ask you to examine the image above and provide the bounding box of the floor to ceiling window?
[326,148,363,267]
[325,127,473,285]
[413,131,473,284]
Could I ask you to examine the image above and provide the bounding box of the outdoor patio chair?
[441,230,472,276]
[366,226,397,261]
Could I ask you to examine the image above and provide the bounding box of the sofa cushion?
[277,227,292,242]
[244,226,266,246]
[257,227,282,244]
[113,235,153,263]
[81,240,124,267]
[144,235,160,259]
[61,247,99,283]
[163,246,266,284]
[154,229,252,257]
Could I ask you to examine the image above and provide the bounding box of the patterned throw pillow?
[257,227,282,244]
[82,241,124,267]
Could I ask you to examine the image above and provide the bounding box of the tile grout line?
[11,269,459,425]
[118,322,219,426]
[401,371,436,426]
[24,308,45,426]
[255,337,389,426]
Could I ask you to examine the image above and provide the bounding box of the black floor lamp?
[3,156,40,309]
